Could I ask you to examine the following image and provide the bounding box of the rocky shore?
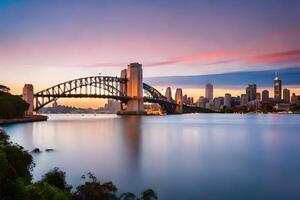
[0,115,48,125]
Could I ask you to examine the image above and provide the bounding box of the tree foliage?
[0,92,29,119]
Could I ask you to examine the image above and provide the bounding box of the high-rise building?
[274,72,282,103]
[283,88,290,104]
[262,90,269,102]
[197,96,208,108]
[224,93,231,108]
[213,97,224,111]
[205,83,213,100]
[182,94,188,104]
[246,84,257,102]
[165,87,172,101]
[256,92,261,101]
[241,94,248,105]
[291,93,298,105]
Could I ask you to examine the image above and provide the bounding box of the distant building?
[205,83,213,100]
[291,93,298,105]
[105,99,120,113]
[247,99,260,110]
[256,93,261,101]
[224,93,231,108]
[283,88,290,104]
[52,100,58,108]
[182,94,188,104]
[213,97,224,111]
[231,96,240,107]
[274,72,282,103]
[187,97,194,105]
[246,84,257,102]
[165,87,172,101]
[241,94,248,105]
[262,90,269,102]
[197,96,208,108]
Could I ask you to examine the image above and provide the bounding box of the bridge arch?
[34,76,128,111]
[33,76,176,113]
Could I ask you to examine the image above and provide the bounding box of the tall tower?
[274,72,282,103]
[165,87,172,101]
[205,83,213,100]
[119,63,144,114]
[283,88,290,104]
[22,84,34,116]
[175,88,183,113]
[224,93,231,108]
[246,84,256,102]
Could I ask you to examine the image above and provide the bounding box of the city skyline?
[1,0,300,108]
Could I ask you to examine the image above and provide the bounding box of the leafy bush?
[0,93,29,119]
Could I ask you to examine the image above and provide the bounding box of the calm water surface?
[2,114,300,199]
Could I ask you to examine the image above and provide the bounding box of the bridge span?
[21,63,214,115]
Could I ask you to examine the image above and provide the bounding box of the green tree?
[74,172,118,200]
[40,167,72,192]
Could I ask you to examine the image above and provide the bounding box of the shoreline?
[0,115,48,125]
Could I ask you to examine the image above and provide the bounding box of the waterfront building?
[246,84,257,102]
[231,96,240,107]
[182,94,188,104]
[262,90,269,102]
[213,97,224,111]
[187,97,194,105]
[274,72,282,103]
[241,94,248,105]
[256,93,261,101]
[283,88,290,104]
[165,87,172,101]
[205,83,213,100]
[224,93,231,108]
[247,99,260,110]
[291,93,298,105]
[197,96,208,108]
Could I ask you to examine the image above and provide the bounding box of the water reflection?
[120,116,142,174]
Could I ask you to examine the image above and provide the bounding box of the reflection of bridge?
[22,63,213,115]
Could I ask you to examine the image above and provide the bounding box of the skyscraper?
[274,72,282,103]
[165,87,172,101]
[224,93,231,108]
[262,90,269,102]
[256,93,261,101]
[283,88,290,104]
[241,94,248,105]
[205,83,213,100]
[246,84,256,102]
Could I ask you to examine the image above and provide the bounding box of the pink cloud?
[145,51,240,67]
[205,50,300,66]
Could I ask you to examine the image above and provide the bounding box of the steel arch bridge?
[33,75,178,113]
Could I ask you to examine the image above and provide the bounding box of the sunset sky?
[1,0,300,108]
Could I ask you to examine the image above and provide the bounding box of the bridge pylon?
[22,84,34,116]
[175,88,183,114]
[118,63,145,115]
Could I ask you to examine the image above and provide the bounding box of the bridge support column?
[175,88,183,114]
[22,84,34,116]
[118,63,145,115]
